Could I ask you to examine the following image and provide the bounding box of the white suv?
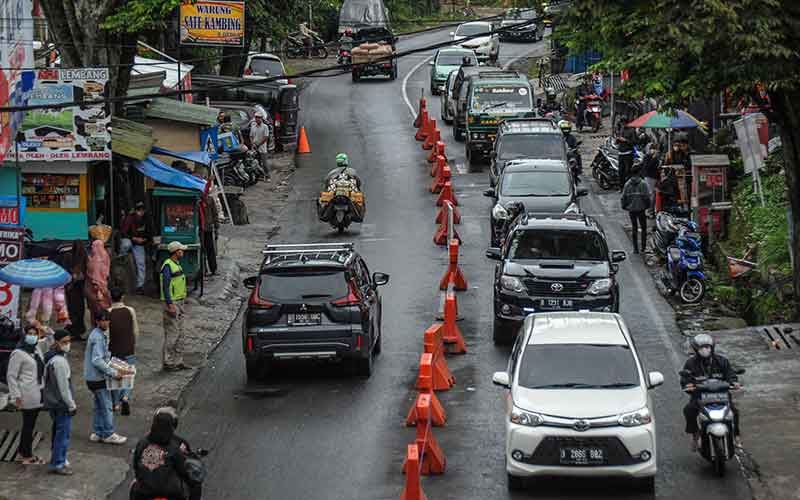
[492,312,663,492]
[450,21,500,63]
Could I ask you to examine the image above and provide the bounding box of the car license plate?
[290,312,322,325]
[559,447,605,465]
[541,299,574,309]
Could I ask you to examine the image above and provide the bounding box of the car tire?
[246,359,267,382]
[356,344,374,377]
[373,327,382,355]
[493,317,512,345]
[507,473,526,491]
[635,476,655,493]
[352,71,360,82]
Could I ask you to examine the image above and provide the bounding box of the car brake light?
[287,78,293,85]
[246,336,254,352]
[332,281,360,307]
[248,288,275,308]
[356,335,362,351]
[244,67,252,75]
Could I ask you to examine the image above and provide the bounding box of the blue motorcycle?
[663,223,706,303]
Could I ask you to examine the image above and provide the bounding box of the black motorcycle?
[283,33,328,59]
[591,136,620,190]
[647,211,693,261]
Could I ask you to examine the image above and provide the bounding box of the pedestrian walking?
[64,240,87,340]
[120,202,151,294]
[161,242,189,372]
[621,166,652,254]
[617,132,634,192]
[108,287,139,416]
[85,240,111,327]
[43,330,76,475]
[642,143,660,217]
[83,310,129,445]
[6,324,46,465]
[249,112,271,180]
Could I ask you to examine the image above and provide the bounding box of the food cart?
[151,187,201,284]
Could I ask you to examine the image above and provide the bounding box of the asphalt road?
[115,30,753,499]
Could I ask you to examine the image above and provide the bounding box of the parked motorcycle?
[680,369,745,477]
[649,212,693,259]
[283,33,328,59]
[591,136,620,190]
[662,224,706,303]
[576,94,603,132]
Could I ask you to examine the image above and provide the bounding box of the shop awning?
[151,146,212,166]
[133,155,206,192]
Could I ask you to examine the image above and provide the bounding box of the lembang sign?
[180,1,245,47]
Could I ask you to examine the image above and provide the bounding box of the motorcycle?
[662,224,706,303]
[133,447,209,500]
[591,136,620,190]
[337,47,352,68]
[318,176,365,233]
[283,33,328,59]
[576,94,603,132]
[649,212,693,259]
[218,150,262,188]
[679,369,745,477]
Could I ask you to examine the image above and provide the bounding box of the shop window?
[21,174,81,209]
[163,201,195,234]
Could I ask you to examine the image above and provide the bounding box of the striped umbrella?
[626,110,705,129]
[0,259,71,288]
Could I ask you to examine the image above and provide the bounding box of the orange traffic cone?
[297,127,311,154]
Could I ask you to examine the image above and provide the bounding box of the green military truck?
[464,71,535,165]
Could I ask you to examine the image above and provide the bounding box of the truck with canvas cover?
[350,27,397,81]
[339,0,390,33]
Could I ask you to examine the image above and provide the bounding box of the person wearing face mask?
[680,334,741,451]
[43,330,76,475]
[6,325,46,465]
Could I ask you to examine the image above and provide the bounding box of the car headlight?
[500,275,526,293]
[618,407,652,427]
[480,40,492,49]
[587,278,613,295]
[511,406,543,427]
[492,203,509,220]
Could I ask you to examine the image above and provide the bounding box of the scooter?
[591,136,620,190]
[649,212,694,259]
[318,177,364,234]
[662,226,706,303]
[337,47,352,68]
[680,369,745,477]
[283,33,328,59]
[576,94,603,132]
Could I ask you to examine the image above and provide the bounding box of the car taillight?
[287,78,293,85]
[332,281,360,307]
[246,336,254,352]
[244,67,253,75]
[356,335,362,351]
[248,288,275,308]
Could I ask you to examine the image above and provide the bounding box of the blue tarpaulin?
[151,146,212,166]
[133,155,206,192]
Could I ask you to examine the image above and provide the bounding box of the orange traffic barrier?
[403,394,446,475]
[415,110,430,141]
[424,324,455,389]
[423,122,440,151]
[407,352,447,427]
[433,203,460,246]
[439,239,468,291]
[442,291,467,354]
[413,96,427,128]
[400,444,427,500]
[435,201,461,225]
[430,155,446,185]
[297,127,311,154]
[428,140,444,164]
[436,180,458,207]
[430,160,450,194]
[430,142,446,174]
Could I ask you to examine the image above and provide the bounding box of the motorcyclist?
[559,120,581,171]
[574,81,593,130]
[324,153,362,191]
[130,411,193,500]
[540,87,560,114]
[298,22,320,59]
[680,334,741,451]
[154,405,203,500]
[339,28,355,50]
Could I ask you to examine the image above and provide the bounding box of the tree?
[555,0,800,317]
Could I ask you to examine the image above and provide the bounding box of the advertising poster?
[11,67,111,161]
[180,1,245,47]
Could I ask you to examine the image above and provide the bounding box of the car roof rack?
[475,71,521,79]
[500,117,557,126]
[261,242,355,265]
[519,212,593,227]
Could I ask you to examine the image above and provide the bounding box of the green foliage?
[102,0,182,32]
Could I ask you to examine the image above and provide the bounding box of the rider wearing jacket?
[681,334,741,451]
[131,412,192,500]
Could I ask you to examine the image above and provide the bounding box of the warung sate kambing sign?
[180,1,245,47]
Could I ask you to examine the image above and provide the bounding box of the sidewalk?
[0,152,296,500]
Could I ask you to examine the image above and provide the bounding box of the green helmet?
[336,153,349,167]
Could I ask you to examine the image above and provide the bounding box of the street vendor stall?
[152,187,202,284]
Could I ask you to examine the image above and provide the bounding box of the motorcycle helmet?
[690,333,715,357]
[557,120,572,134]
[545,87,556,100]
[335,153,349,167]
[154,405,179,429]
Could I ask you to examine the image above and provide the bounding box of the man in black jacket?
[620,166,651,254]
[131,412,192,500]
[681,334,741,451]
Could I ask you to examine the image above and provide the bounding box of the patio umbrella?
[626,110,705,129]
[0,259,71,288]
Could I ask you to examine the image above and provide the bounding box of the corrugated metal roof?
[146,97,219,126]
[111,117,155,161]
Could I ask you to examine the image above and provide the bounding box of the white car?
[492,312,662,493]
[244,53,289,85]
[450,21,500,63]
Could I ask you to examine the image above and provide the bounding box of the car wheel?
[635,476,655,493]
[373,326,382,355]
[493,317,512,345]
[356,350,373,377]
[507,473,526,491]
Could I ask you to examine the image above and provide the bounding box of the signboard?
[200,126,219,161]
[180,1,245,47]
[0,196,25,227]
[0,0,35,164]
[9,68,111,162]
[0,227,24,323]
[734,113,767,174]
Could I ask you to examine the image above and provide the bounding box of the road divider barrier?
[402,394,446,475]
[422,121,440,151]
[433,200,460,246]
[430,142,446,174]
[413,95,427,128]
[415,109,430,141]
[430,159,450,194]
[406,352,447,427]
[435,180,458,207]
[439,239,467,291]
[442,291,467,354]
[435,201,460,225]
[428,140,443,164]
[424,324,456,390]
[400,445,427,500]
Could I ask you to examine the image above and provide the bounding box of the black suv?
[489,118,567,186]
[242,243,389,380]
[485,213,627,344]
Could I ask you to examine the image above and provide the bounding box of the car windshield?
[518,344,640,389]
[438,52,476,66]
[508,229,608,260]
[259,270,347,302]
[471,85,532,112]
[249,58,284,77]
[456,23,490,36]
[498,134,565,160]
[501,170,570,197]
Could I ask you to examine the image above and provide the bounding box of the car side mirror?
[492,371,510,388]
[576,188,588,197]
[610,263,620,273]
[483,188,495,198]
[648,371,664,389]
[611,250,627,263]
[449,32,455,37]
[372,272,390,286]
[428,61,434,66]
[243,276,258,289]
[486,247,502,260]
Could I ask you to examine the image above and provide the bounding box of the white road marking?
[402,54,434,117]
[454,162,467,174]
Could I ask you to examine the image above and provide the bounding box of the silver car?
[440,70,458,125]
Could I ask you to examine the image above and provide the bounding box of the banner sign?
[180,1,245,47]
[9,68,111,162]
[0,0,35,164]
[0,196,25,227]
[0,228,24,266]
